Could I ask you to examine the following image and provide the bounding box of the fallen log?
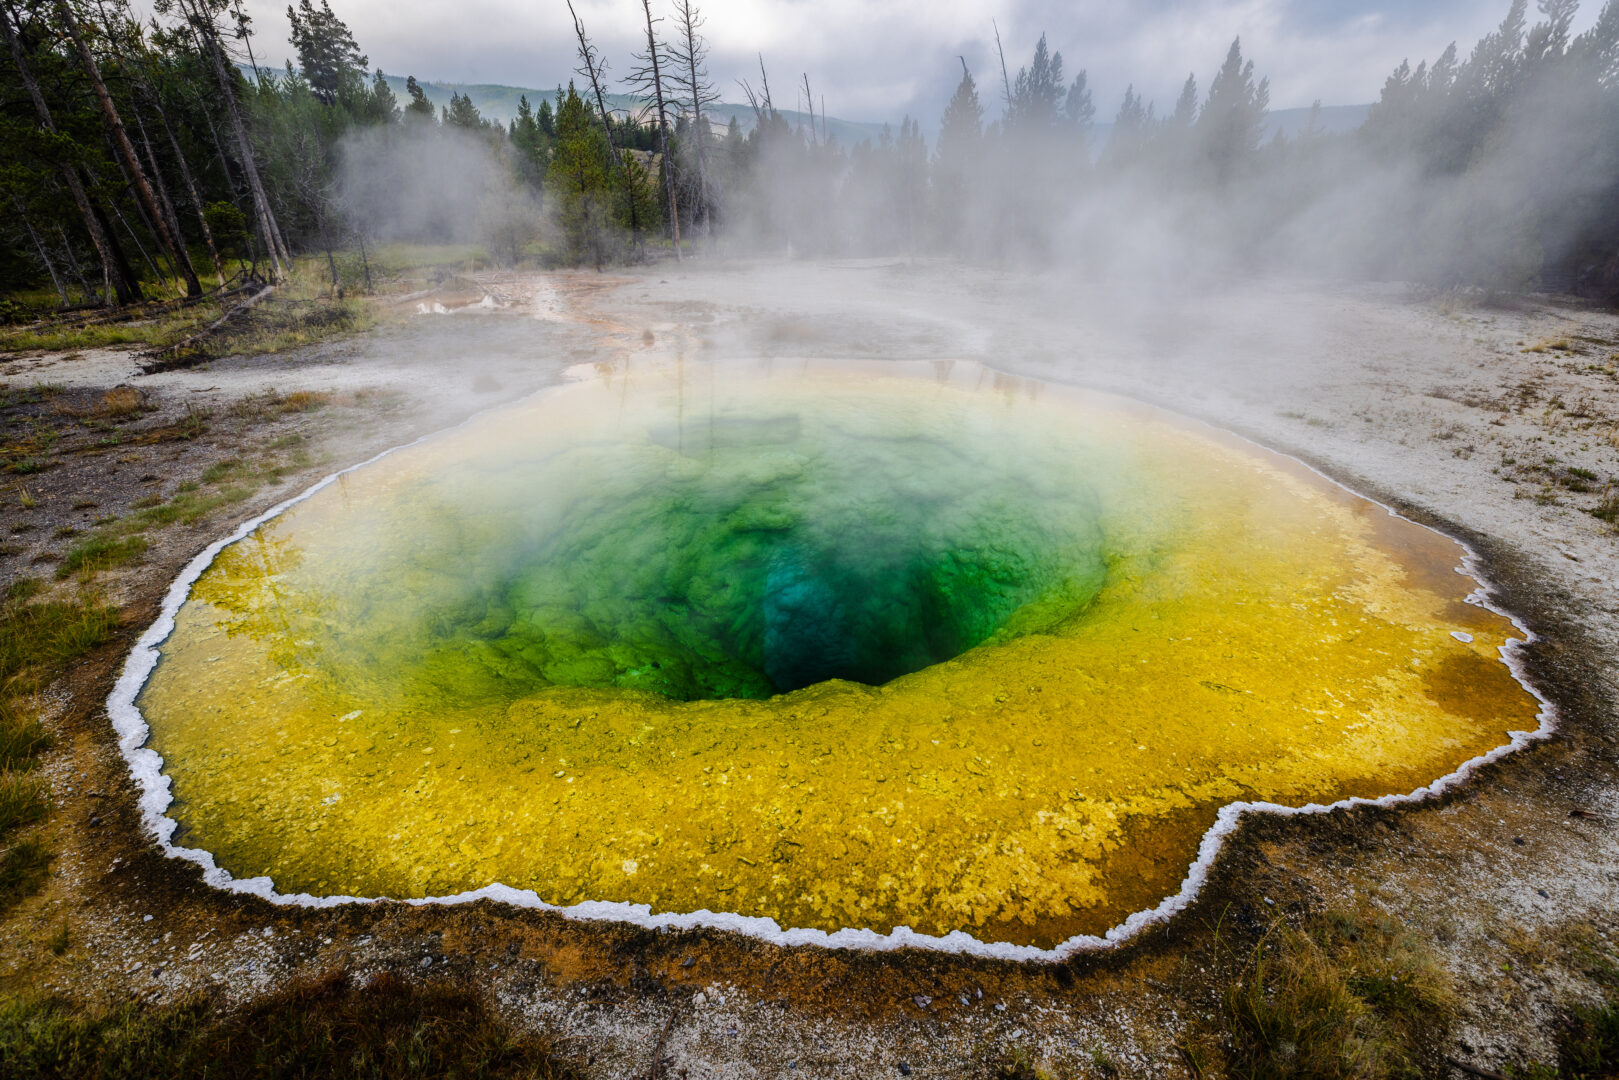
[137,284,275,374]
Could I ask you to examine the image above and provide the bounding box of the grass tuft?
[99,387,145,418]
[1186,906,1453,1080]
[56,533,147,580]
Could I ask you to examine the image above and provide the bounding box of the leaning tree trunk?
[135,110,192,282]
[160,114,226,285]
[1,3,137,304]
[56,0,202,297]
[182,0,289,280]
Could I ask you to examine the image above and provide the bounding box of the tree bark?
[56,0,203,296]
[91,200,143,300]
[0,0,139,304]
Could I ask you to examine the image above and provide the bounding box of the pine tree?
[510,94,548,187]
[1063,70,1094,132]
[1006,33,1065,131]
[286,0,366,106]
[403,74,434,122]
[443,91,484,130]
[1196,37,1269,182]
[1170,74,1198,128]
[933,60,982,249]
[549,82,611,267]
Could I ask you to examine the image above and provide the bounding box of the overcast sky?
[232,0,1603,123]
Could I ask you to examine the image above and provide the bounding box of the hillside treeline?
[2,0,1618,314]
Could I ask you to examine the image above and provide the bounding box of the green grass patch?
[201,459,242,484]
[56,532,147,579]
[0,593,118,690]
[136,483,258,529]
[4,579,41,604]
[0,309,221,354]
[0,970,580,1080]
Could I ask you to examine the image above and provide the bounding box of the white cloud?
[225,0,1606,126]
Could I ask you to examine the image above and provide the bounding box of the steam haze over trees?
[2,0,1619,312]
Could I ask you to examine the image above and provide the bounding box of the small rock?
[913,995,931,1008]
[142,915,153,923]
[898,1064,912,1076]
[1537,888,1551,898]
[1513,836,1527,846]
[681,955,695,968]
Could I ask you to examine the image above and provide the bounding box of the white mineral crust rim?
[105,365,1557,963]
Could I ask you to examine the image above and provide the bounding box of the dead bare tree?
[738,53,777,126]
[625,0,680,258]
[54,0,203,297]
[666,0,717,236]
[565,0,621,168]
[993,19,1013,111]
[565,0,641,253]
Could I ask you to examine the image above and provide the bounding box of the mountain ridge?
[245,66,1371,148]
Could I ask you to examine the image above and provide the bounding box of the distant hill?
[370,73,890,147]
[244,66,1372,150]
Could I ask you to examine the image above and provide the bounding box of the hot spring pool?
[122,360,1544,952]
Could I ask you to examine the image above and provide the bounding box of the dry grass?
[98,387,145,418]
[48,387,149,421]
[1181,906,1453,1080]
[228,388,334,422]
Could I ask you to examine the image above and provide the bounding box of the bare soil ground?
[2,260,1617,1078]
